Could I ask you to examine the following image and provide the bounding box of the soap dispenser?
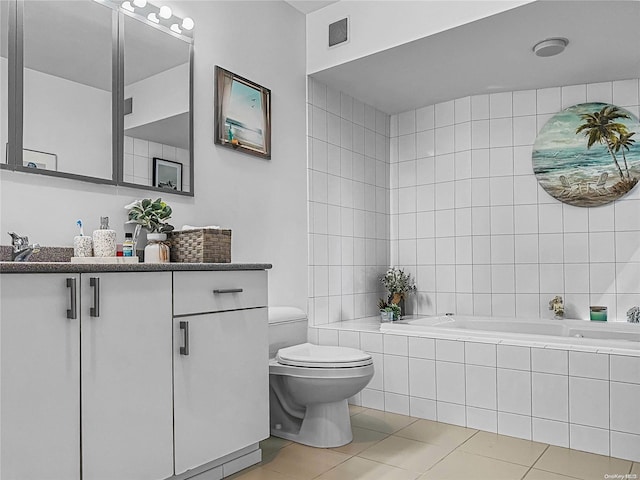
[93,216,117,257]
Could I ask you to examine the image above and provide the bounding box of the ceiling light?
[170,23,181,34]
[121,1,135,12]
[159,5,172,19]
[181,17,194,30]
[133,0,147,7]
[533,38,569,57]
[147,12,159,23]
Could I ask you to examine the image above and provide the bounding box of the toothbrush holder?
[74,236,93,257]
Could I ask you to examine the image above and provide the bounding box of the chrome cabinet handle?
[180,321,189,355]
[90,277,100,317]
[213,288,243,294]
[66,278,77,319]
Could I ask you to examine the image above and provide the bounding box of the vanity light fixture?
[533,37,568,57]
[159,5,172,19]
[182,17,194,31]
[99,0,194,39]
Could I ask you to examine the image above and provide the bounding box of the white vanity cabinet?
[1,273,81,480]
[173,271,269,475]
[80,272,173,480]
[0,266,270,480]
[0,272,174,480]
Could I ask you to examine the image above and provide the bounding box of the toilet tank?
[268,306,308,358]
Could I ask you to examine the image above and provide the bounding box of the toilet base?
[271,400,353,448]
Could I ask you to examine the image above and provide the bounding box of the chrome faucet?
[8,232,40,261]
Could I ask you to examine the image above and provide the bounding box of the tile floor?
[229,407,640,480]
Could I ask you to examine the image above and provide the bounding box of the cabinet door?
[174,308,269,474]
[1,273,81,480]
[81,272,173,480]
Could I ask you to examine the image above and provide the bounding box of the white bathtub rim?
[316,316,640,357]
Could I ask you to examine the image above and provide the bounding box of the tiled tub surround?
[307,79,391,325]
[308,320,640,463]
[389,78,640,322]
[124,135,190,191]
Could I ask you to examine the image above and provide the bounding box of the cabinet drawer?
[173,270,267,315]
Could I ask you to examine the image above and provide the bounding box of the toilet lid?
[276,343,373,368]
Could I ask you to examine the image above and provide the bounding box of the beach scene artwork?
[532,102,640,207]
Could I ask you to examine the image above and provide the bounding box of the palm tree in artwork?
[575,105,630,180]
[611,131,636,179]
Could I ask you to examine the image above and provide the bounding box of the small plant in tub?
[549,295,564,318]
[627,306,640,323]
[380,268,416,318]
[381,267,416,301]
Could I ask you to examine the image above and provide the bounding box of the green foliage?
[125,198,175,234]
[381,267,416,295]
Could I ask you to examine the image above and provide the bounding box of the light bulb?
[159,5,172,19]
[121,1,134,12]
[147,12,159,23]
[170,23,182,34]
[133,0,146,7]
[181,17,194,30]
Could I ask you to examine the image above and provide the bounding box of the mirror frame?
[1,0,194,197]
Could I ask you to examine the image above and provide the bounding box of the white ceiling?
[285,1,339,15]
[312,0,640,114]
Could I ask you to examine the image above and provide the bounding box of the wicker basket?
[168,229,231,263]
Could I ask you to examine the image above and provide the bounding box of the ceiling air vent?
[328,17,348,47]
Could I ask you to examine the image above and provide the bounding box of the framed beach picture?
[153,158,182,191]
[214,66,271,159]
[533,103,640,207]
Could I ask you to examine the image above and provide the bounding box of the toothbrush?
[77,219,84,236]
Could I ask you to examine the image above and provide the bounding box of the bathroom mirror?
[1,0,10,166]
[21,0,114,180]
[121,13,192,194]
[2,0,194,195]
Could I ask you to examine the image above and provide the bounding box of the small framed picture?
[214,66,271,159]
[153,158,182,191]
[22,148,58,170]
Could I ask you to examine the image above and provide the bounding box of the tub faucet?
[8,232,40,261]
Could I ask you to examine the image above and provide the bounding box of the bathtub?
[380,315,640,353]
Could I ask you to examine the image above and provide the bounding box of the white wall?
[0,1,308,310]
[390,78,640,322]
[306,0,533,74]
[307,78,390,325]
[124,63,189,131]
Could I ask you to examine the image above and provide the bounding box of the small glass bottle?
[123,233,135,257]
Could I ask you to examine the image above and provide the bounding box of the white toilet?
[268,307,374,448]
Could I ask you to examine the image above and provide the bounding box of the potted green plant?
[125,198,174,263]
[380,267,416,318]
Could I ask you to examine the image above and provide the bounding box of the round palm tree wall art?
[532,103,640,207]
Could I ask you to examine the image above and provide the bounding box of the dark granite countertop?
[0,262,272,273]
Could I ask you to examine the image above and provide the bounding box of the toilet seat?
[276,343,373,368]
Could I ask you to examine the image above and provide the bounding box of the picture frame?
[5,144,58,170]
[153,157,182,191]
[214,66,271,159]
